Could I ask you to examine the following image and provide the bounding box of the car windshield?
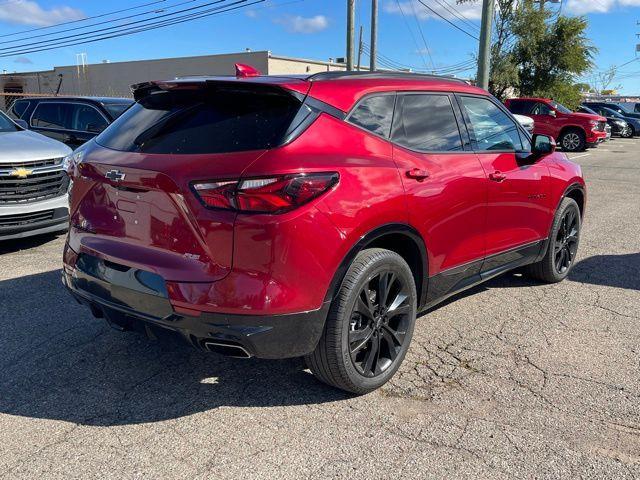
[102,102,133,119]
[0,111,18,132]
[579,106,597,115]
[602,107,623,119]
[551,101,572,114]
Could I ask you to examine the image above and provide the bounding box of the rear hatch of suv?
[68,78,311,283]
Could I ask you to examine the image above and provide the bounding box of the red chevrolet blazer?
[63,68,586,393]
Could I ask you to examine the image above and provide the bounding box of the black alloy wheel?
[553,206,579,275]
[348,271,412,377]
[306,248,417,394]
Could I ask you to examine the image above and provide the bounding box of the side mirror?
[548,110,557,118]
[86,123,105,134]
[532,134,555,155]
[14,119,28,129]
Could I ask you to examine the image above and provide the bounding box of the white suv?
[0,109,72,240]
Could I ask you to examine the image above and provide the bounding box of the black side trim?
[323,223,429,310]
[425,239,546,309]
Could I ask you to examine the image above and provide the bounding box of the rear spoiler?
[131,78,309,102]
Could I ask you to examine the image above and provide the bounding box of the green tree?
[512,5,595,108]
[457,1,595,107]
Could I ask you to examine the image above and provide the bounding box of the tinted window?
[391,94,462,152]
[10,100,29,118]
[460,96,522,151]
[31,103,68,129]
[102,102,133,119]
[531,102,553,115]
[69,104,108,132]
[0,111,19,132]
[507,100,535,115]
[348,95,395,137]
[97,88,301,154]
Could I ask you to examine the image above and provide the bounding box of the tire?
[305,248,417,394]
[524,197,581,283]
[559,129,586,152]
[623,125,635,138]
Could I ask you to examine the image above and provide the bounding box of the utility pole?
[346,0,355,71]
[370,0,378,71]
[357,26,364,71]
[476,0,494,90]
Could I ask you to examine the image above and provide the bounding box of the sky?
[0,0,638,93]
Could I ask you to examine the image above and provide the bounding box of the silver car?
[0,109,72,240]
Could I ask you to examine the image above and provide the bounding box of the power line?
[0,0,169,39]
[409,0,436,71]
[0,0,262,58]
[0,0,200,46]
[0,0,232,53]
[394,0,430,69]
[430,0,480,33]
[416,0,479,41]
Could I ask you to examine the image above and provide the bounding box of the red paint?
[505,97,607,145]
[64,76,585,316]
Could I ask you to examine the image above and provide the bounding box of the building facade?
[0,50,348,110]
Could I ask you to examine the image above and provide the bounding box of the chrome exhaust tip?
[203,340,252,359]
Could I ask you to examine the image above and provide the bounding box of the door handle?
[406,168,430,181]
[489,171,507,182]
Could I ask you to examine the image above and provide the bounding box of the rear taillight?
[193,173,339,214]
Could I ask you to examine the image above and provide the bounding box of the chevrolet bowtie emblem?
[105,169,126,182]
[10,167,33,179]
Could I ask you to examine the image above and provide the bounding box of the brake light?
[193,173,339,214]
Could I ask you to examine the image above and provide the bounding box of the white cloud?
[275,14,329,34]
[384,0,482,21]
[565,0,640,14]
[245,9,258,19]
[0,0,84,27]
[14,56,32,64]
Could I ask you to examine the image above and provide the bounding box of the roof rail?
[305,71,470,84]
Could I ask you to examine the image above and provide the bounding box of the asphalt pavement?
[0,139,639,479]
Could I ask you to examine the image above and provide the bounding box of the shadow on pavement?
[0,232,64,255]
[569,253,640,291]
[0,271,350,427]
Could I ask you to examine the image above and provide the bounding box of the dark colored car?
[578,105,632,137]
[582,101,640,122]
[505,97,607,151]
[8,96,134,149]
[580,104,640,137]
[62,69,586,393]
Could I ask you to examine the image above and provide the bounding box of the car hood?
[570,112,606,122]
[0,129,72,162]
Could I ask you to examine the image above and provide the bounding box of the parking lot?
[0,139,638,479]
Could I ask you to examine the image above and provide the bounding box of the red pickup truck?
[505,97,607,152]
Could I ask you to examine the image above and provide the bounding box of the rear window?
[96,87,302,154]
[506,100,535,115]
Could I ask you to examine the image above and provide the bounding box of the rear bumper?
[62,250,329,359]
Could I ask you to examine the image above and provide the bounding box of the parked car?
[8,96,134,149]
[0,109,71,240]
[580,104,639,137]
[62,69,586,393]
[513,113,534,134]
[582,101,640,121]
[619,102,640,114]
[505,97,607,152]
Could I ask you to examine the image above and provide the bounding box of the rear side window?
[531,102,553,115]
[348,94,395,137]
[460,96,522,151]
[96,88,302,154]
[31,102,69,129]
[10,100,29,118]
[507,100,535,115]
[391,94,463,152]
[102,102,133,119]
